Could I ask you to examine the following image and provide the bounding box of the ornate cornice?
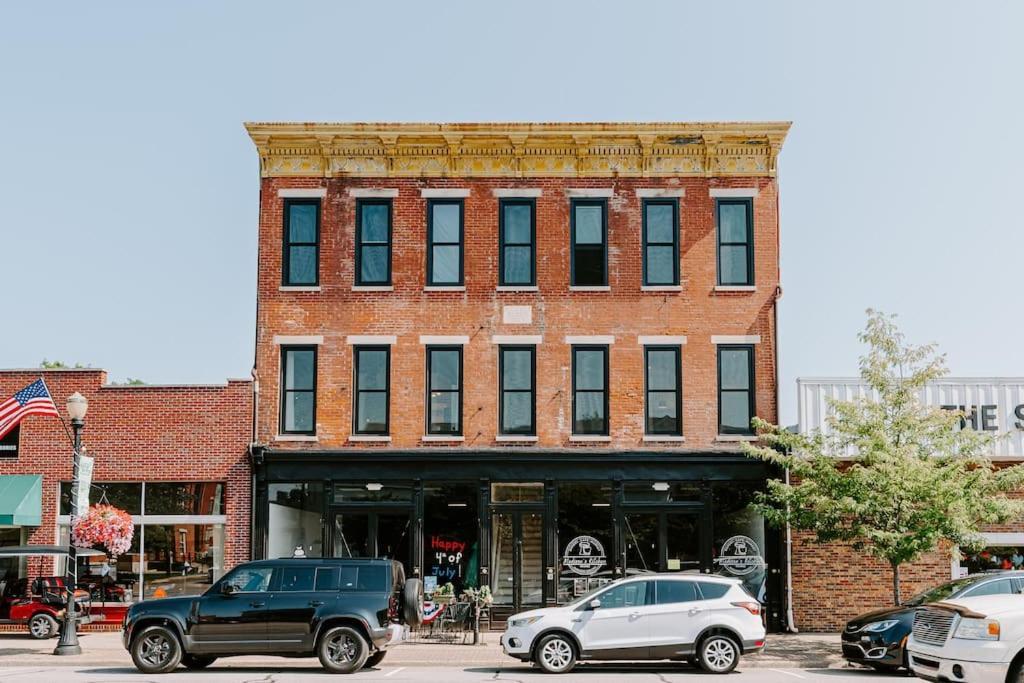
[244,122,791,179]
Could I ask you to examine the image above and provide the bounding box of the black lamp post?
[54,391,87,656]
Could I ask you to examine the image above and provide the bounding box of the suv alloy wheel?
[698,634,740,674]
[317,625,369,673]
[534,633,577,674]
[130,625,183,674]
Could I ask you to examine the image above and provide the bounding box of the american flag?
[0,379,60,440]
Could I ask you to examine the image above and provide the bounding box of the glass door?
[331,510,410,565]
[624,510,702,574]
[490,510,545,610]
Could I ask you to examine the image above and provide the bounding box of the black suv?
[123,558,423,674]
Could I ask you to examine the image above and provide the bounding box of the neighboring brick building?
[0,369,252,603]
[246,122,790,628]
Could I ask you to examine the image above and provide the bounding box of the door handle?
[249,601,265,608]
[309,600,325,607]
[688,607,704,614]
[629,611,641,619]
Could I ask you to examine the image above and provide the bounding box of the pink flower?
[72,504,134,558]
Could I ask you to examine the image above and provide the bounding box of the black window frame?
[644,345,682,436]
[717,344,755,435]
[716,198,754,286]
[353,345,391,435]
[570,199,608,287]
[425,345,464,436]
[355,199,393,286]
[282,198,321,286]
[642,199,680,286]
[498,199,536,286]
[571,345,610,436]
[498,345,536,436]
[426,199,464,286]
[279,345,317,436]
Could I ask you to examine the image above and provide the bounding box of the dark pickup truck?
[122,557,423,674]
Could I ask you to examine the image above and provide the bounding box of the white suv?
[500,574,765,674]
[907,593,1024,682]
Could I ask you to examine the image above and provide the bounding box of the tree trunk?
[891,561,902,606]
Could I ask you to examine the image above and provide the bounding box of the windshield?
[903,577,982,606]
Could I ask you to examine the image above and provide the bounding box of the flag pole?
[39,377,75,450]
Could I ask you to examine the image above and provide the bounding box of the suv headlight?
[862,620,898,632]
[953,618,1000,641]
[509,616,542,627]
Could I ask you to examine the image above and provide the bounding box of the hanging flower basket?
[72,504,134,557]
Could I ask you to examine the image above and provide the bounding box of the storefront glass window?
[268,482,324,558]
[712,481,767,601]
[0,528,25,584]
[491,482,544,503]
[145,482,223,515]
[961,545,1024,573]
[142,524,223,599]
[60,482,142,515]
[423,483,479,594]
[557,484,613,602]
[623,482,701,503]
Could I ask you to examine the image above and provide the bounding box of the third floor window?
[356,200,392,286]
[499,200,536,286]
[283,199,320,286]
[570,200,607,286]
[427,200,463,286]
[716,199,754,286]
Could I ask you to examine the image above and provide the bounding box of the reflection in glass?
[268,482,324,558]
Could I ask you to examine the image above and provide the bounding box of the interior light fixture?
[652,482,670,492]
[365,483,383,492]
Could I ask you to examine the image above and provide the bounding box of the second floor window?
[571,200,607,286]
[356,200,392,285]
[499,346,535,435]
[717,199,754,286]
[353,346,389,434]
[645,346,682,435]
[643,199,679,286]
[499,200,535,286]
[426,346,462,435]
[718,345,755,435]
[427,200,463,286]
[280,346,316,434]
[283,200,319,286]
[572,346,609,435]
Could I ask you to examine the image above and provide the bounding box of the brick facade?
[0,369,252,576]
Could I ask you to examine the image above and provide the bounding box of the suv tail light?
[731,601,761,616]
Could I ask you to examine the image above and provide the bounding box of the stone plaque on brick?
[503,305,532,325]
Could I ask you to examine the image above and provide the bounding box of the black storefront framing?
[251,448,786,631]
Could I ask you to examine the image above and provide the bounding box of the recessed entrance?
[491,510,544,611]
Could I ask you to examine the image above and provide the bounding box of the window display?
[557,484,613,602]
[423,483,478,593]
[712,482,767,601]
[268,482,324,558]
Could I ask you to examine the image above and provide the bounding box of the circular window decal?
[562,536,607,576]
[714,535,764,576]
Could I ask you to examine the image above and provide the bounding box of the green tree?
[744,310,1024,605]
[40,359,89,369]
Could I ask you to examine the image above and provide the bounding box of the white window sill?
[352,285,394,292]
[569,435,612,442]
[643,435,685,442]
[570,286,611,292]
[716,435,758,442]
[497,286,539,292]
[274,434,318,442]
[714,285,756,292]
[349,435,392,442]
[641,285,682,292]
[424,286,466,292]
[495,435,539,442]
[422,435,465,442]
[279,285,321,292]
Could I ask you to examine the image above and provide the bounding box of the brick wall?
[255,176,780,450]
[0,369,252,575]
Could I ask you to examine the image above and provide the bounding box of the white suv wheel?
[535,634,576,673]
[699,635,739,674]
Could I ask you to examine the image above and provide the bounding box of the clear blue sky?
[1,1,1021,424]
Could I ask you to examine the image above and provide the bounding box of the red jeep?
[0,576,92,639]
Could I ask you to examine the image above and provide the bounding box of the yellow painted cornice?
[244,122,791,179]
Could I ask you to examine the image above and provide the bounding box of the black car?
[842,571,1024,672]
[122,558,423,674]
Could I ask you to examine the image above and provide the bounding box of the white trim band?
[565,188,614,198]
[348,435,392,442]
[565,335,615,345]
[638,335,687,345]
[711,335,762,344]
[421,188,471,198]
[419,335,470,345]
[710,187,759,198]
[492,188,543,198]
[635,188,685,198]
[348,188,399,198]
[347,335,397,346]
[279,286,321,292]
[273,335,324,345]
[492,335,542,345]
[278,188,326,198]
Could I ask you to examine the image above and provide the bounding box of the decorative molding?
[348,188,399,198]
[711,335,761,344]
[277,188,326,198]
[245,122,790,179]
[710,187,760,198]
[492,188,543,198]
[635,188,685,198]
[346,335,397,345]
[491,335,542,345]
[638,335,688,345]
[419,335,470,345]
[273,334,324,345]
[565,335,615,345]
[421,188,471,198]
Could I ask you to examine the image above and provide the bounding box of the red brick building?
[245,123,791,628]
[0,369,252,603]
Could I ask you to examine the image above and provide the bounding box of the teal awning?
[0,475,42,526]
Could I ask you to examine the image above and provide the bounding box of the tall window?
[645,346,682,435]
[426,346,462,435]
[427,200,463,285]
[572,346,609,435]
[643,200,679,286]
[718,345,755,435]
[280,346,316,434]
[353,347,390,435]
[356,200,392,286]
[283,200,320,286]
[499,346,535,435]
[499,200,536,286]
[717,199,754,286]
[570,200,607,286]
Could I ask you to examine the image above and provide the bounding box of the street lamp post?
[54,391,88,656]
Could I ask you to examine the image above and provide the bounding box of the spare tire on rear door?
[402,578,423,626]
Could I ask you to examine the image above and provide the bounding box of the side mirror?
[588,598,601,610]
[220,582,237,596]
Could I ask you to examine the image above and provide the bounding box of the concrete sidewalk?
[0,631,849,669]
